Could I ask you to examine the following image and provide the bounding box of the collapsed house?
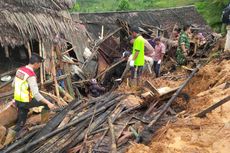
[1,3,229,153]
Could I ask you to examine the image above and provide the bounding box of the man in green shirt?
[130,27,145,86]
[176,25,191,65]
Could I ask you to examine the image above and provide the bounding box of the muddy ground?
[127,59,230,153]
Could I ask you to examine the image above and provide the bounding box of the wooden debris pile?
[1,62,201,153]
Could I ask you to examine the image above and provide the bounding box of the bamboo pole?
[27,42,31,58]
[41,42,46,82]
[51,45,61,105]
[108,117,117,153]
[39,40,44,85]
[64,63,75,97]
[147,64,201,128]
[4,46,9,58]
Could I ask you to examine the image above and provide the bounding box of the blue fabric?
[57,69,65,88]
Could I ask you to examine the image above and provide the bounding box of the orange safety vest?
[14,66,36,102]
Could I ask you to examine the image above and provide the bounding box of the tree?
[196,0,229,32]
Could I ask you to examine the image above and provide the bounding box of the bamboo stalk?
[39,40,44,85]
[58,85,74,102]
[108,117,117,153]
[4,46,9,58]
[64,63,75,97]
[40,90,67,106]
[41,42,46,82]
[27,42,31,58]
[61,46,77,55]
[51,45,61,105]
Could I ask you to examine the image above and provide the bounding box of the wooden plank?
[64,63,75,98]
[31,99,80,141]
[196,95,230,118]
[108,117,117,153]
[147,64,201,128]
[144,81,160,96]
[51,46,61,104]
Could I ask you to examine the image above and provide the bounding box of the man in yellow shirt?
[130,27,145,86]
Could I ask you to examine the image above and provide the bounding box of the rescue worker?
[13,53,56,132]
[129,27,145,86]
[176,24,191,65]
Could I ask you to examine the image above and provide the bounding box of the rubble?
[0,3,229,153]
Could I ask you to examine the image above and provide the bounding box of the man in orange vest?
[13,53,56,132]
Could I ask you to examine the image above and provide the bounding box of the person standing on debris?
[89,79,105,97]
[129,27,145,86]
[13,53,56,132]
[176,24,191,65]
[153,37,166,77]
[222,3,230,52]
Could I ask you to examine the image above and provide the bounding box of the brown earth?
[127,59,230,153]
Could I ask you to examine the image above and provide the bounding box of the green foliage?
[196,0,229,32]
[117,0,131,11]
[70,0,229,32]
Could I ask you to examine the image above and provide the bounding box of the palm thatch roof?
[0,0,75,46]
[75,6,211,40]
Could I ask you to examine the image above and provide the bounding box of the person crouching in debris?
[129,27,145,86]
[13,53,57,133]
[153,37,166,77]
[176,24,191,65]
[89,79,105,97]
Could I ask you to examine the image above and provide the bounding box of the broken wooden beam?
[108,117,117,153]
[31,99,79,141]
[196,95,230,118]
[144,81,160,97]
[147,64,201,128]
[13,95,125,153]
[96,58,126,79]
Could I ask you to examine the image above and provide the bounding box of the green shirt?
[177,32,190,52]
[132,35,145,66]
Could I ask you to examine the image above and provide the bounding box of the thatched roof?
[0,0,75,46]
[74,6,211,39]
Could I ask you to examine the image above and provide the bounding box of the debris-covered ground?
[127,59,230,153]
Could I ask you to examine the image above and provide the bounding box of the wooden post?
[39,40,44,85]
[27,42,31,58]
[41,42,46,82]
[4,46,9,58]
[64,63,75,98]
[51,45,61,104]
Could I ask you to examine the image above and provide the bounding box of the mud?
[127,59,230,153]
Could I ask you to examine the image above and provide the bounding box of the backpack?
[222,4,230,24]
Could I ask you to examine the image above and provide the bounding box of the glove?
[157,60,161,64]
[130,60,135,67]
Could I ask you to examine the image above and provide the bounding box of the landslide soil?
[127,59,230,153]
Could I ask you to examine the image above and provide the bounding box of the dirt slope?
[127,59,230,153]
